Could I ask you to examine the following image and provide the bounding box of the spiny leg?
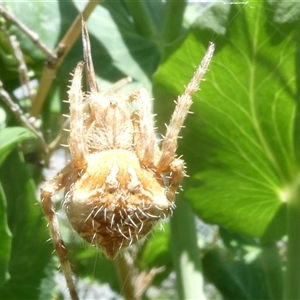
[166,158,185,201]
[104,76,132,94]
[81,20,99,93]
[68,61,88,169]
[40,164,79,300]
[130,88,160,166]
[157,42,215,172]
[82,21,131,95]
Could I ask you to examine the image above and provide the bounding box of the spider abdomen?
[64,149,173,258]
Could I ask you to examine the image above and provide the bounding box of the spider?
[40,21,214,300]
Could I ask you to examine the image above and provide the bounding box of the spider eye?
[108,187,117,194]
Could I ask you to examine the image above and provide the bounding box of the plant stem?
[124,0,157,39]
[170,197,206,300]
[285,175,300,299]
[260,241,283,299]
[161,0,186,44]
[115,254,138,300]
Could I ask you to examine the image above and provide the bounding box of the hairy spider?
[40,21,214,300]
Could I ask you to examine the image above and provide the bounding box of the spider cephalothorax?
[40,21,214,300]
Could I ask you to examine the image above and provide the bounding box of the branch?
[1,23,34,102]
[0,3,57,60]
[0,79,48,153]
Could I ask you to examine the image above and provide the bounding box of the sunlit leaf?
[154,2,296,239]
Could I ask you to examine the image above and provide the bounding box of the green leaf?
[267,0,300,25]
[138,222,171,270]
[0,150,52,299]
[192,0,231,36]
[203,229,283,299]
[73,246,120,294]
[0,183,11,288]
[70,0,160,92]
[137,222,173,288]
[203,247,267,300]
[0,127,35,166]
[5,1,61,62]
[153,2,297,239]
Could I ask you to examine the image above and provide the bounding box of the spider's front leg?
[40,164,79,300]
[166,158,185,201]
[156,43,214,200]
[157,42,215,172]
[68,61,88,169]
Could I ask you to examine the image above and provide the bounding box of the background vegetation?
[0,0,299,299]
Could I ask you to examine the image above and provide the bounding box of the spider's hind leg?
[40,164,79,300]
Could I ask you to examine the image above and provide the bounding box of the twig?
[0,3,57,60]
[47,118,69,151]
[115,253,140,300]
[0,79,48,153]
[1,23,34,103]
[115,247,163,299]
[0,20,47,152]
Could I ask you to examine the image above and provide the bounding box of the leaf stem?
[161,0,186,44]
[115,254,138,300]
[170,197,206,300]
[260,241,283,299]
[285,175,300,299]
[124,0,157,39]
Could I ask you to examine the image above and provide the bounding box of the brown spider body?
[64,149,172,259]
[40,21,214,300]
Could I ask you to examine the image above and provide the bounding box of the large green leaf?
[153,2,297,239]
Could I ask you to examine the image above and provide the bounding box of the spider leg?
[82,20,99,93]
[40,163,79,300]
[157,42,215,172]
[104,76,132,94]
[166,158,185,201]
[130,88,160,165]
[68,61,88,169]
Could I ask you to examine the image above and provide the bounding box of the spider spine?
[117,223,130,240]
[110,213,115,228]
